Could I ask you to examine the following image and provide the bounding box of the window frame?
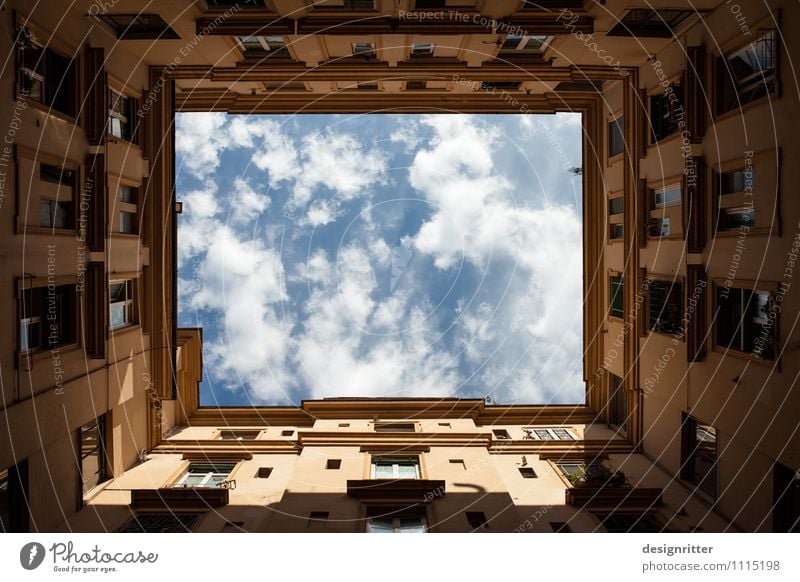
[15,146,81,235]
[711,149,780,238]
[172,461,240,489]
[109,175,141,236]
[108,278,137,331]
[14,19,78,121]
[645,274,685,338]
[373,422,416,433]
[609,270,624,321]
[369,455,421,479]
[711,279,778,363]
[647,177,685,240]
[17,276,80,361]
[680,414,718,499]
[366,513,427,533]
[106,78,142,146]
[713,19,780,120]
[79,414,110,496]
[522,427,577,441]
[647,76,684,145]
[236,35,291,60]
[607,190,624,244]
[607,112,625,162]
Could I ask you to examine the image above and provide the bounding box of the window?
[492,429,511,440]
[438,422,451,428]
[411,42,434,56]
[80,415,108,494]
[609,373,628,433]
[714,286,775,359]
[718,168,755,196]
[523,427,576,440]
[18,41,76,116]
[256,467,273,478]
[608,196,624,216]
[608,8,693,37]
[352,42,376,59]
[109,280,136,329]
[610,273,624,319]
[465,511,488,530]
[449,459,466,470]
[116,184,139,234]
[374,422,415,433]
[108,89,134,141]
[713,151,778,236]
[38,164,76,229]
[281,430,295,437]
[218,430,260,440]
[118,513,199,533]
[0,461,29,532]
[550,521,572,532]
[556,463,584,479]
[681,415,717,498]
[95,13,180,40]
[648,279,683,335]
[608,116,624,158]
[326,459,341,470]
[519,467,537,479]
[405,80,427,90]
[654,184,681,208]
[367,514,426,533]
[370,457,420,479]
[175,462,236,488]
[718,206,755,231]
[609,223,624,241]
[650,83,683,143]
[264,81,306,91]
[648,183,682,238]
[414,0,446,8]
[19,284,77,353]
[338,423,350,428]
[356,81,378,91]
[500,35,552,54]
[238,36,289,59]
[716,29,776,115]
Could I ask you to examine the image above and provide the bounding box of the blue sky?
[176,112,583,406]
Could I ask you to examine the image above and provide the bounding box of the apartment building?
[0,0,798,533]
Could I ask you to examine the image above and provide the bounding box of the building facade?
[0,0,798,532]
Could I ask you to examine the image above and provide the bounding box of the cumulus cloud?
[176,112,584,405]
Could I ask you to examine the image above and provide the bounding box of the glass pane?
[119,185,135,203]
[398,517,425,532]
[109,117,123,138]
[367,518,394,533]
[372,463,393,478]
[397,463,418,479]
[608,197,624,215]
[179,474,206,487]
[53,202,69,228]
[655,185,681,207]
[39,200,53,227]
[109,282,126,302]
[120,212,136,234]
[110,303,126,327]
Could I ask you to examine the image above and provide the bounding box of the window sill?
[105,134,141,151]
[713,227,775,238]
[607,152,624,166]
[109,323,141,337]
[17,225,79,237]
[647,329,685,342]
[608,315,624,323]
[110,232,140,239]
[19,96,78,125]
[17,342,82,366]
[82,478,113,504]
[713,91,779,124]
[711,345,777,367]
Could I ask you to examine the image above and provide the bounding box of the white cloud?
[407,114,584,403]
[175,113,230,180]
[229,178,270,225]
